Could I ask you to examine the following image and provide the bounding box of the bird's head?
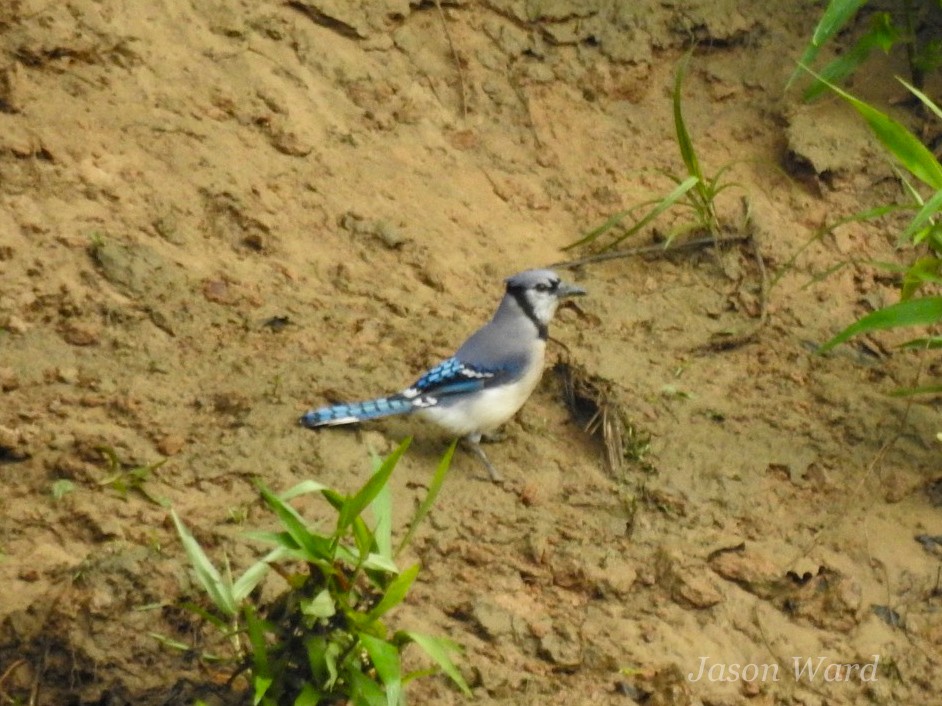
[505,268,586,328]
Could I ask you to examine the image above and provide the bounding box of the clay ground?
[1,1,941,704]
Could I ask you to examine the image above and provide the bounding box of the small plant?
[50,478,75,500]
[793,0,942,100]
[96,445,168,505]
[566,54,740,252]
[809,71,942,391]
[170,438,470,705]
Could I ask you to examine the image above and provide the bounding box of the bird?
[299,268,586,481]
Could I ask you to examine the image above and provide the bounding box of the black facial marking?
[508,285,549,340]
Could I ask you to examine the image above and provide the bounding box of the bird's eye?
[534,283,549,292]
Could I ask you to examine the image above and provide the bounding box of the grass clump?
[808,70,942,392]
[566,54,740,253]
[793,0,942,100]
[169,438,470,705]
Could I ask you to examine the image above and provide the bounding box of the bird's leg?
[462,433,504,483]
[480,430,507,443]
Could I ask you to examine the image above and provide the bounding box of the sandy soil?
[1,1,941,704]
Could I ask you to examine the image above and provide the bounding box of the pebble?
[60,321,101,346]
[157,434,186,456]
[0,367,19,391]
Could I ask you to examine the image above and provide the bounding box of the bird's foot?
[462,435,504,483]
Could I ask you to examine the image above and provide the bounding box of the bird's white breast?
[417,341,546,437]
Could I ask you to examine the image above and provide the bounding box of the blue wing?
[403,357,507,400]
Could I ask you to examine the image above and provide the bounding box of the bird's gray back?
[454,294,540,380]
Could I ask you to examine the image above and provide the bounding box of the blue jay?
[300,269,586,481]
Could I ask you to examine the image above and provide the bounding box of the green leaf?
[397,441,456,556]
[899,335,942,350]
[562,208,632,250]
[258,483,334,564]
[232,559,271,604]
[279,479,330,500]
[818,296,942,353]
[51,479,76,500]
[361,552,401,574]
[244,604,272,705]
[338,438,411,534]
[253,676,273,706]
[293,684,320,706]
[399,631,471,696]
[649,177,702,242]
[901,256,942,300]
[171,510,237,617]
[587,176,699,253]
[802,13,898,101]
[302,589,336,619]
[351,515,376,565]
[321,487,346,513]
[371,477,393,564]
[360,634,402,706]
[805,67,942,190]
[790,0,868,87]
[324,640,341,690]
[347,665,388,706]
[149,631,195,652]
[811,0,868,48]
[305,635,330,686]
[900,189,942,246]
[673,53,702,184]
[367,563,420,621]
[900,78,942,122]
[889,383,942,396]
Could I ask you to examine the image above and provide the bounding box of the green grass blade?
[790,0,868,87]
[889,383,942,396]
[902,256,942,299]
[399,631,471,696]
[805,66,942,189]
[811,0,868,48]
[301,589,336,619]
[257,483,334,563]
[371,478,393,564]
[802,13,898,101]
[625,176,700,250]
[900,78,942,122]
[818,296,942,352]
[359,634,402,706]
[232,559,271,604]
[562,209,630,250]
[347,666,387,706]
[243,603,273,705]
[338,438,411,534]
[178,601,230,630]
[351,515,376,564]
[900,335,942,350]
[775,201,917,289]
[367,563,420,621]
[321,488,345,513]
[397,440,456,556]
[596,176,700,253]
[673,53,702,183]
[171,510,237,617]
[279,479,329,501]
[900,189,942,245]
[293,684,320,706]
[361,552,400,573]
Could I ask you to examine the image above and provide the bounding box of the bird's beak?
[557,280,587,298]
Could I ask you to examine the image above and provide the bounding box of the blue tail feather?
[300,395,413,428]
